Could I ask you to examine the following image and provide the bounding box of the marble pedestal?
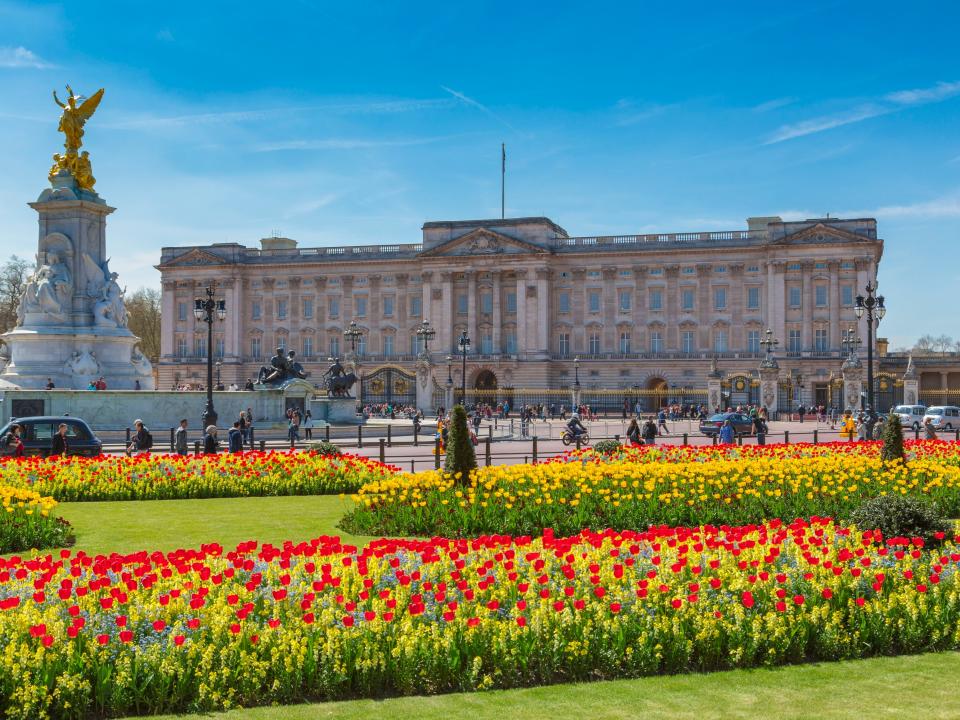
[0,326,153,390]
[311,397,360,424]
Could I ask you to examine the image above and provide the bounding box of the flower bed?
[0,484,72,553]
[342,450,960,537]
[0,451,396,502]
[2,520,959,718]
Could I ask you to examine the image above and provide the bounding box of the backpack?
[143,430,153,449]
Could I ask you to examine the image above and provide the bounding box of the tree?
[934,334,955,356]
[0,255,29,334]
[880,412,905,463]
[444,405,477,484]
[125,287,161,361]
[912,335,937,355]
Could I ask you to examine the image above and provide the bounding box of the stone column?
[368,275,381,355]
[466,271,477,351]
[314,277,327,354]
[801,261,813,352]
[828,261,840,351]
[536,268,549,355]
[516,270,528,358]
[396,274,409,356]
[221,277,238,361]
[697,264,712,350]
[769,261,787,349]
[632,265,647,350]
[729,264,744,350]
[571,269,586,353]
[441,271,454,353]
[160,280,176,358]
[491,271,502,354]
[665,265,679,350]
[602,267,616,353]
[759,361,779,414]
[854,257,870,356]
[842,357,864,412]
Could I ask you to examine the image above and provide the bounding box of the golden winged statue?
[49,85,104,191]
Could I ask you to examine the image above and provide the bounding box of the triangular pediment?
[773,223,873,245]
[419,228,551,257]
[157,249,227,268]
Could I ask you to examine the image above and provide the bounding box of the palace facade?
[157,214,888,411]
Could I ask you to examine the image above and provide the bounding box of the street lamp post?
[445,355,453,412]
[193,284,226,428]
[215,360,223,390]
[572,356,581,410]
[854,282,886,411]
[415,320,436,357]
[457,330,470,407]
[344,321,363,356]
[841,326,862,360]
[760,329,779,363]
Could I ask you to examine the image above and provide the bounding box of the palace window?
[215,337,225,359]
[178,302,187,322]
[276,300,287,320]
[250,337,261,360]
[276,336,286,352]
[788,287,801,308]
[177,337,188,358]
[815,328,829,352]
[357,336,367,357]
[841,285,854,306]
[815,262,827,269]
[382,335,393,356]
[619,270,632,278]
[251,302,261,321]
[480,333,493,354]
[649,290,663,311]
[788,262,802,271]
[681,330,695,354]
[456,294,467,314]
[747,265,760,273]
[682,267,695,275]
[714,265,727,273]
[650,331,663,353]
[330,337,340,357]
[410,296,421,317]
[681,289,695,311]
[840,261,854,269]
[506,292,517,313]
[558,333,570,356]
[588,291,601,313]
[714,288,727,311]
[303,337,314,357]
[481,292,492,314]
[619,291,632,311]
[649,268,663,276]
[383,296,394,317]
[194,336,207,358]
[302,298,313,319]
[355,297,368,317]
[587,270,602,279]
[588,333,601,355]
[815,285,828,307]
[558,292,571,314]
[747,330,760,353]
[504,332,517,353]
[747,287,761,310]
[328,298,340,318]
[713,330,728,352]
[788,329,801,352]
[619,332,631,353]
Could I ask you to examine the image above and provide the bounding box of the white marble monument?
[0,85,154,390]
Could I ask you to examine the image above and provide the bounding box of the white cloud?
[764,79,960,144]
[253,136,455,152]
[752,97,796,113]
[156,29,175,42]
[0,46,54,69]
[441,85,520,134]
[845,192,960,220]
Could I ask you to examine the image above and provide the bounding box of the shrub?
[0,485,74,553]
[881,412,905,463]
[444,405,477,484]
[593,439,622,456]
[307,441,342,457]
[849,494,951,547]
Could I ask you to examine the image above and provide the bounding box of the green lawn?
[55,495,374,555]
[122,651,960,720]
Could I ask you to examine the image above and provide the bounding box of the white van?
[893,404,927,430]
[922,406,960,430]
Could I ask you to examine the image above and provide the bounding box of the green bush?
[0,514,74,554]
[306,441,342,457]
[444,405,477,484]
[881,413,905,463]
[849,494,951,547]
[593,439,622,455]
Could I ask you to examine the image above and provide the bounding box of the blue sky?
[0,0,958,348]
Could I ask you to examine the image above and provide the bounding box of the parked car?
[698,412,754,438]
[0,416,102,457]
[922,406,960,431]
[892,404,927,431]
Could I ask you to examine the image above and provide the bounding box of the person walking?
[287,415,299,446]
[641,416,658,445]
[797,404,805,423]
[228,421,244,453]
[718,418,735,445]
[840,412,856,441]
[51,423,69,456]
[924,417,938,440]
[1,424,24,458]
[302,410,314,440]
[244,408,254,444]
[174,419,189,456]
[625,417,641,445]
[203,425,219,454]
[657,408,669,436]
[126,419,152,456]
[45,377,55,389]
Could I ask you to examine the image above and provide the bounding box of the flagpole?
[501,143,505,219]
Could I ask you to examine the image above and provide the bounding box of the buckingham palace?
[156,214,888,412]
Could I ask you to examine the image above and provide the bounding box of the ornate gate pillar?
[842,355,864,413]
[758,360,780,414]
[415,355,433,412]
[707,357,722,412]
[902,355,919,406]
